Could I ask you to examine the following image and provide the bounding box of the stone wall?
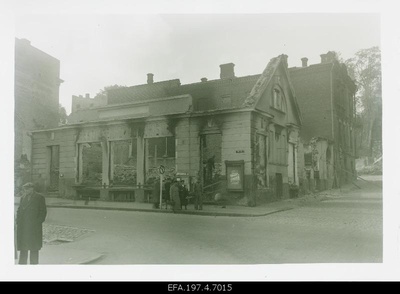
[31,128,77,198]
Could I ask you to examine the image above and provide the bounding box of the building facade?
[289,52,357,192]
[14,38,63,191]
[30,54,302,205]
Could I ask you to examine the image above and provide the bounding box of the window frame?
[271,85,285,113]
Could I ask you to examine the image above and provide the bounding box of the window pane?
[81,142,102,186]
[112,140,137,185]
[167,137,175,157]
[146,137,176,182]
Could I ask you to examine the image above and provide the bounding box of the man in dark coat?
[179,180,188,210]
[163,178,171,209]
[193,177,203,210]
[169,180,181,212]
[16,182,47,265]
[152,178,161,209]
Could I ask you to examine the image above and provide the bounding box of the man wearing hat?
[16,182,47,264]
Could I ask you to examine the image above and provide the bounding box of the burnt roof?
[107,74,261,111]
[107,79,181,105]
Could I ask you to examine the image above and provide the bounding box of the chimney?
[301,57,308,67]
[220,63,235,79]
[320,53,328,63]
[320,52,336,64]
[326,51,336,62]
[85,93,90,99]
[201,77,208,82]
[147,73,154,84]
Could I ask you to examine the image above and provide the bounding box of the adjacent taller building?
[289,51,357,190]
[14,38,63,189]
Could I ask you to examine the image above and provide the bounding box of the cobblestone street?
[43,224,94,245]
[39,178,382,265]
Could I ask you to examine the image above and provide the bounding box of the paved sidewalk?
[30,197,296,217]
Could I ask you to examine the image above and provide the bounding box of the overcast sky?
[15,13,380,114]
[3,1,400,281]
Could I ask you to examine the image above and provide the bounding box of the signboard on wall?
[225,160,244,191]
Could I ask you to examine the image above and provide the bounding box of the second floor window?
[272,88,284,112]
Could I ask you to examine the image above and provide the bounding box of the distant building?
[68,93,107,124]
[30,54,303,204]
[14,38,63,191]
[289,52,357,191]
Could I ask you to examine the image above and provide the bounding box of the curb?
[44,204,294,218]
[79,254,105,265]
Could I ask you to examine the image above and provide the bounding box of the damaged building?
[289,52,357,192]
[29,54,303,205]
[14,38,63,192]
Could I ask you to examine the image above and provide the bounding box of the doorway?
[49,145,60,191]
[275,173,283,199]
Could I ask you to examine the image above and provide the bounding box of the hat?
[22,182,34,188]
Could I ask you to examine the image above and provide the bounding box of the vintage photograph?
[5,6,391,281]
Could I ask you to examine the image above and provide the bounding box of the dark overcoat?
[16,192,47,251]
[169,183,181,210]
[179,185,188,206]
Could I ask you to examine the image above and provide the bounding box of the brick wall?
[290,66,333,142]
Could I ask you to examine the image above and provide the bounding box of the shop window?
[111,139,137,186]
[80,142,102,186]
[201,133,222,186]
[304,152,312,166]
[146,136,176,180]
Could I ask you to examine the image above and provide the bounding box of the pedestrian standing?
[163,178,171,209]
[169,180,181,212]
[16,182,47,265]
[193,177,203,210]
[179,180,188,210]
[152,178,160,209]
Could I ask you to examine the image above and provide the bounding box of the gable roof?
[242,54,303,126]
[242,55,282,108]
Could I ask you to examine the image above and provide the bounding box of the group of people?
[152,177,203,212]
